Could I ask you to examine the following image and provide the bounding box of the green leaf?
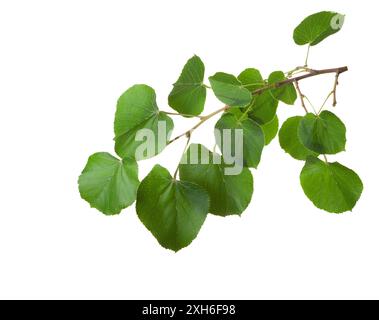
[238,68,265,92]
[114,85,174,160]
[298,111,346,155]
[179,144,253,216]
[78,152,139,215]
[279,116,318,160]
[300,157,363,213]
[237,68,278,124]
[262,115,279,146]
[209,72,252,108]
[293,11,345,46]
[136,165,209,252]
[268,71,297,105]
[248,92,279,125]
[168,55,206,116]
[215,111,264,168]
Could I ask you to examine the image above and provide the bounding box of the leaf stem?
[305,45,311,66]
[168,105,229,145]
[317,91,334,115]
[240,96,257,119]
[294,80,308,113]
[332,72,341,107]
[303,96,318,114]
[173,132,191,179]
[286,66,309,77]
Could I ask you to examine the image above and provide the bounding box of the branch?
[253,66,348,95]
[168,66,348,145]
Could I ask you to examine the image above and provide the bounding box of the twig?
[168,105,229,145]
[332,72,341,107]
[294,80,308,113]
[252,66,348,95]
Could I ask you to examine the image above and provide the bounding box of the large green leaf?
[209,72,252,108]
[262,115,279,146]
[279,116,318,160]
[298,111,346,155]
[78,152,139,215]
[300,157,363,213]
[168,55,206,116]
[136,165,209,252]
[114,85,174,160]
[237,68,278,124]
[215,110,264,168]
[268,71,297,105]
[293,11,345,46]
[179,144,253,216]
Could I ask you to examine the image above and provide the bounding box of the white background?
[0,0,378,300]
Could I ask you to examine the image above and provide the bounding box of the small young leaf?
[209,72,252,108]
[298,111,346,155]
[238,68,265,92]
[114,85,174,160]
[293,11,345,46]
[238,68,278,124]
[268,71,297,105]
[179,144,253,216]
[262,115,279,146]
[279,116,318,160]
[136,165,209,252]
[300,157,363,213]
[78,152,139,215]
[168,55,206,116]
[215,111,264,168]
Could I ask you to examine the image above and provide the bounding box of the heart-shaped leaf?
[114,85,174,160]
[136,165,209,252]
[179,144,253,216]
[300,156,363,213]
[279,116,318,160]
[268,71,297,105]
[168,55,206,116]
[78,152,139,215]
[215,110,264,168]
[209,72,252,108]
[298,111,346,155]
[293,11,345,46]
